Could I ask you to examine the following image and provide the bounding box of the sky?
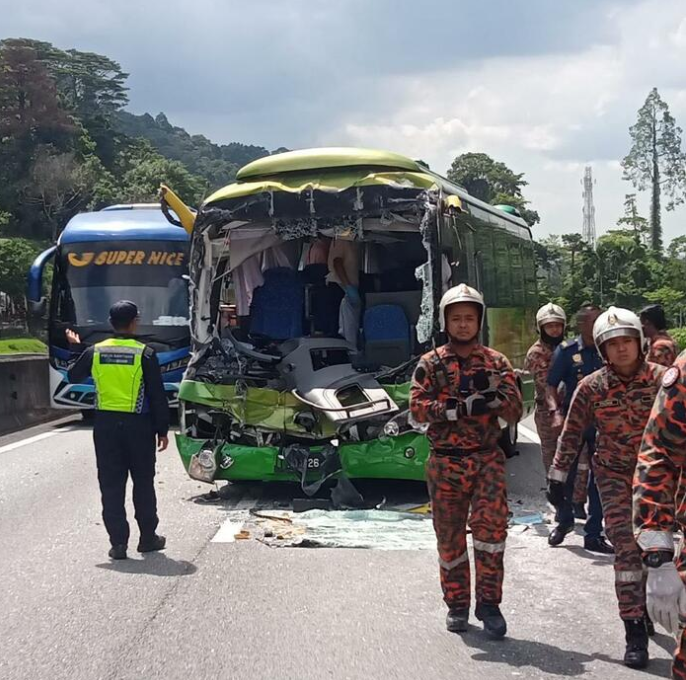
[3,0,686,244]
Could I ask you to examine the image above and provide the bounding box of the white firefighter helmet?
[439,283,485,331]
[593,306,647,356]
[536,302,567,331]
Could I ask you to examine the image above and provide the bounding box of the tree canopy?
[446,152,540,226]
[0,37,282,305]
[621,88,686,254]
[535,200,686,328]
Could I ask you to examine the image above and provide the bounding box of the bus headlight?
[383,420,400,437]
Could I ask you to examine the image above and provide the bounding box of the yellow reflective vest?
[92,338,146,413]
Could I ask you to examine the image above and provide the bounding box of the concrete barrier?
[0,355,59,434]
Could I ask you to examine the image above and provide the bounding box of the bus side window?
[508,239,525,305]
[493,232,513,305]
[473,228,496,303]
[523,242,538,305]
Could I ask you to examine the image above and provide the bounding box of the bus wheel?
[500,423,518,459]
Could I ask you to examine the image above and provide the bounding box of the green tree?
[616,194,650,246]
[560,233,586,275]
[621,88,686,254]
[0,237,45,301]
[668,235,686,260]
[26,144,118,238]
[54,50,128,119]
[644,286,686,326]
[594,230,653,308]
[0,40,73,141]
[116,140,207,205]
[446,152,540,226]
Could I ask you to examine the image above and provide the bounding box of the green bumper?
[175,431,430,483]
[175,374,534,484]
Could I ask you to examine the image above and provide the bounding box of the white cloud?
[333,0,686,244]
[2,0,686,243]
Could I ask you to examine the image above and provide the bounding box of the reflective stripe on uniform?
[97,345,143,355]
[616,570,644,583]
[473,539,506,554]
[636,530,674,552]
[577,463,590,471]
[438,552,469,570]
[548,467,567,483]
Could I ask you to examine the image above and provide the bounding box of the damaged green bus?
[167,147,537,493]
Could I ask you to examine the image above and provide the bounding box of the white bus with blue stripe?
[27,205,191,411]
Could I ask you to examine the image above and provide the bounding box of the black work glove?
[546,480,565,509]
[445,398,465,421]
[472,370,503,411]
[466,395,490,416]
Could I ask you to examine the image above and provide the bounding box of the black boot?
[548,523,573,546]
[108,544,127,560]
[584,536,614,554]
[475,603,507,639]
[623,619,649,669]
[446,607,469,633]
[137,534,166,553]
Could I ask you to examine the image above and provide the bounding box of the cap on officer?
[536,302,566,331]
[593,306,647,356]
[109,300,139,331]
[439,283,485,331]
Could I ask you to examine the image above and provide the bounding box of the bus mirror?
[28,297,47,318]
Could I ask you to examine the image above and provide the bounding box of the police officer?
[410,284,523,638]
[639,304,679,367]
[545,303,613,553]
[548,307,664,669]
[524,303,567,473]
[633,349,686,679]
[67,301,169,560]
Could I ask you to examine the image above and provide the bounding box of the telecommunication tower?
[581,166,596,249]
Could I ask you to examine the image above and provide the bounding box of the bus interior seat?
[249,267,304,340]
[302,264,342,336]
[365,290,423,325]
[362,304,411,367]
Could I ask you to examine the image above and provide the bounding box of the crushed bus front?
[169,148,536,499]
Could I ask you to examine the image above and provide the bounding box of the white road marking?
[233,497,259,511]
[210,494,262,543]
[211,516,248,543]
[0,428,75,455]
[518,424,541,445]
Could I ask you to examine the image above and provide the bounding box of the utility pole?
[581,166,597,250]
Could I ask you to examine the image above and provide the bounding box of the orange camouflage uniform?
[551,361,665,621]
[634,350,686,679]
[648,331,679,368]
[524,339,559,471]
[410,343,523,609]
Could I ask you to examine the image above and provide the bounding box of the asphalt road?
[0,415,676,680]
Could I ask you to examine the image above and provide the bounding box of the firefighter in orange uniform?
[633,348,686,679]
[548,307,664,668]
[524,303,567,472]
[410,284,522,638]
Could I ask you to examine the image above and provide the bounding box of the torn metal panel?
[414,193,440,344]
[280,338,399,424]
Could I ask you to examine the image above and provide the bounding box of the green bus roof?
[236,147,423,181]
[202,147,530,231]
